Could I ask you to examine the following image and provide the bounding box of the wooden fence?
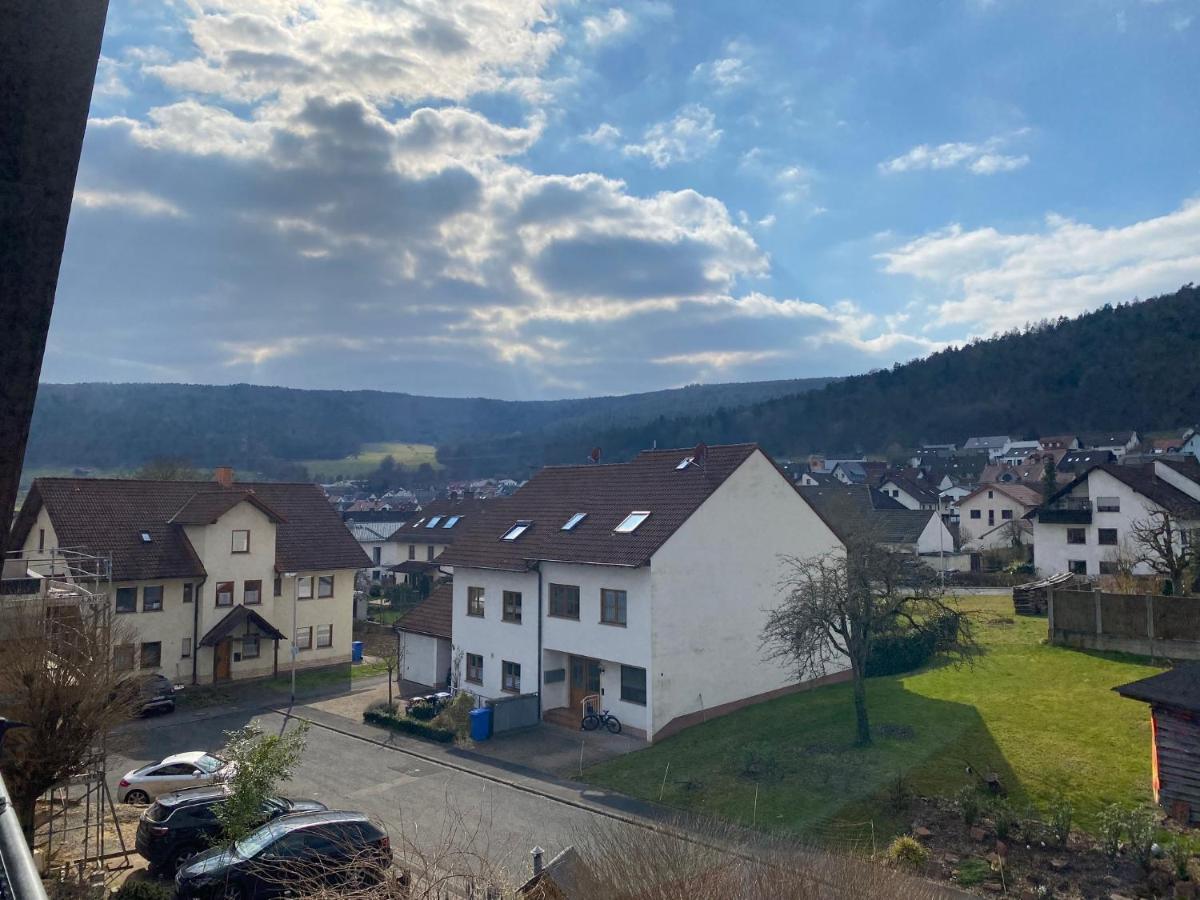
[1049,589,1200,660]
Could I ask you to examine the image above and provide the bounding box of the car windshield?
[234,824,282,859]
[194,754,225,774]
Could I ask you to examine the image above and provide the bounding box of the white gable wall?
[648,449,845,738]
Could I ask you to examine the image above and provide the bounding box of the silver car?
[118,751,232,804]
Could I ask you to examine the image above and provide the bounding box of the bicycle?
[581,706,622,734]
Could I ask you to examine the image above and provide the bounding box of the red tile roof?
[438,444,765,571]
[11,478,370,581]
[396,582,452,640]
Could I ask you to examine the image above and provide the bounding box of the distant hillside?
[23,376,834,474]
[437,284,1200,476]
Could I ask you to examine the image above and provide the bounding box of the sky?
[46,0,1200,399]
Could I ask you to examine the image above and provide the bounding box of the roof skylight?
[140,532,152,543]
[426,516,442,528]
[675,457,694,470]
[561,512,587,531]
[614,511,650,533]
[502,520,532,541]
[442,515,460,529]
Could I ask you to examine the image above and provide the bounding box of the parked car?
[131,673,178,715]
[136,785,327,875]
[175,810,391,899]
[119,751,233,804]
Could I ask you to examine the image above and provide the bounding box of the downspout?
[191,576,206,686]
[535,560,544,719]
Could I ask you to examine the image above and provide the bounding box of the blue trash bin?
[351,640,364,663]
[469,706,492,741]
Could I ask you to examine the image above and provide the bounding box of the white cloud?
[877,198,1200,333]
[623,105,722,167]
[581,122,622,146]
[582,8,632,44]
[693,55,749,89]
[73,188,185,218]
[653,349,784,369]
[880,130,1030,176]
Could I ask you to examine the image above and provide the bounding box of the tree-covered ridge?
[24,375,833,472]
[436,284,1200,477]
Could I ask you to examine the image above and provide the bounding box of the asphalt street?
[108,706,625,886]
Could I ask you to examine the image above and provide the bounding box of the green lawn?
[301,442,440,480]
[584,594,1163,842]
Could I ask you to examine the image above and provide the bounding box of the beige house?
[10,469,369,684]
[958,483,1041,550]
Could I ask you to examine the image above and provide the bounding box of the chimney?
[530,846,545,877]
[214,467,235,488]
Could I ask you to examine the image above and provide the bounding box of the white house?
[1079,431,1141,459]
[962,436,1012,460]
[386,496,499,582]
[348,522,408,583]
[437,444,846,741]
[10,469,369,685]
[879,474,941,511]
[1030,460,1200,578]
[998,441,1041,466]
[958,483,1042,550]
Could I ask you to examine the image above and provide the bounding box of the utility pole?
[285,572,298,706]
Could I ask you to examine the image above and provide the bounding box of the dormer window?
[561,512,587,531]
[614,511,650,533]
[140,532,153,543]
[502,520,532,541]
[443,516,460,528]
[426,516,442,528]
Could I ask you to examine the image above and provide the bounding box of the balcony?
[1038,498,1093,525]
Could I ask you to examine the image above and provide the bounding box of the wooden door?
[569,655,601,713]
[214,639,232,681]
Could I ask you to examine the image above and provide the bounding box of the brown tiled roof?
[438,444,764,571]
[964,482,1043,508]
[396,582,452,640]
[169,490,286,525]
[393,496,496,545]
[10,478,370,582]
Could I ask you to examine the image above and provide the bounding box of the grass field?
[301,442,441,480]
[584,594,1162,842]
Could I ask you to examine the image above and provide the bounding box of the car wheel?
[171,847,201,875]
[124,789,150,805]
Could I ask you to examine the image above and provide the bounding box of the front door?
[569,655,601,713]
[214,639,232,682]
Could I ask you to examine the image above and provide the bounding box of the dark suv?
[136,786,326,875]
[124,673,176,715]
[175,810,391,899]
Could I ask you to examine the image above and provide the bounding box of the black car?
[136,786,326,875]
[129,673,177,715]
[175,810,391,899]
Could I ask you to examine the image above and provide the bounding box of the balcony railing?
[1038,498,1093,525]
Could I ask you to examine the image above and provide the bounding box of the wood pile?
[1012,572,1087,615]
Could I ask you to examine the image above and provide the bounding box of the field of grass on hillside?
[584,594,1161,843]
[301,442,441,480]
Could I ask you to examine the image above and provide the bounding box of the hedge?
[865,612,961,677]
[363,708,455,743]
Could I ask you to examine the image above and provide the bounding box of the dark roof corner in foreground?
[1115,666,1200,713]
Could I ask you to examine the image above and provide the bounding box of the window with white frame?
[614,511,650,533]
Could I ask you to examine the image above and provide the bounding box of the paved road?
[109,706,626,885]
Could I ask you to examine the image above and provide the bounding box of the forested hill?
[437,284,1200,477]
[23,376,833,472]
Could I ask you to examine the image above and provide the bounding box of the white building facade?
[442,445,847,741]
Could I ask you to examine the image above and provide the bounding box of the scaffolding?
[2,547,131,879]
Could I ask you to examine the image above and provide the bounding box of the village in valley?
[8,2,1200,899]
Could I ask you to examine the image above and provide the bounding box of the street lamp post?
[284,572,298,707]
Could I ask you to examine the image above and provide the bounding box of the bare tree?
[361,626,402,705]
[450,646,464,694]
[762,532,975,746]
[1128,509,1198,595]
[0,594,138,841]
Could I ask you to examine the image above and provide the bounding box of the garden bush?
[363,707,455,743]
[113,881,173,900]
[989,799,1019,841]
[1122,806,1157,870]
[731,744,782,782]
[886,835,930,872]
[956,786,982,827]
[1047,796,1072,847]
[1097,803,1124,858]
[865,612,961,677]
[434,691,476,740]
